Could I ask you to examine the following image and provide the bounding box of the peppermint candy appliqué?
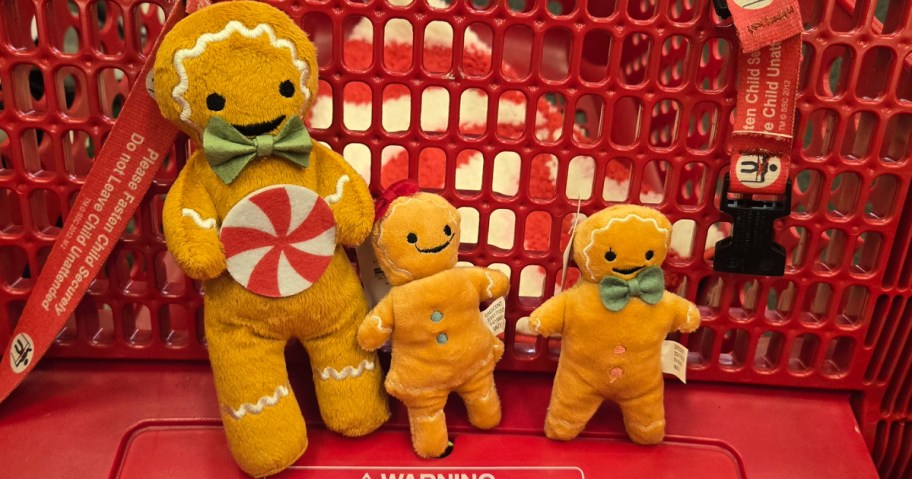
[220,185,336,298]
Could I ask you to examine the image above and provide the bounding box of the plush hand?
[358,304,393,351]
[677,302,701,334]
[171,223,227,280]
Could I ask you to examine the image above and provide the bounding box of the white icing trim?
[529,317,542,335]
[630,419,665,432]
[514,316,539,336]
[549,416,578,429]
[181,208,217,230]
[324,175,349,205]
[413,410,444,423]
[581,214,671,281]
[371,315,392,334]
[171,21,311,131]
[228,384,289,419]
[319,359,375,381]
[683,304,699,330]
[484,271,494,299]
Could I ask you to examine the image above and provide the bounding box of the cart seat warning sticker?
[286,467,585,479]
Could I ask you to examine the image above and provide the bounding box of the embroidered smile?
[613,265,645,275]
[233,115,286,136]
[415,235,454,254]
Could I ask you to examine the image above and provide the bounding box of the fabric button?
[430,311,444,323]
[614,345,627,355]
[436,333,448,344]
[609,367,623,383]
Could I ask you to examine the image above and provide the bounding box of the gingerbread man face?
[152,1,319,140]
[573,205,672,282]
[373,193,461,285]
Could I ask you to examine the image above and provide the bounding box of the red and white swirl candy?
[220,185,336,298]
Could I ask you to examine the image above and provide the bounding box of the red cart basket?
[0,0,910,477]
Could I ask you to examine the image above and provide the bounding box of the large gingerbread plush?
[517,205,700,445]
[152,2,388,476]
[357,181,510,458]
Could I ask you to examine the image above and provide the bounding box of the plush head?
[372,185,461,286]
[573,205,672,283]
[152,1,318,141]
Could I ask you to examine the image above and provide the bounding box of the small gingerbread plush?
[357,181,510,458]
[517,205,700,445]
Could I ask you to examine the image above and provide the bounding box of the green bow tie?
[203,115,313,184]
[599,266,665,312]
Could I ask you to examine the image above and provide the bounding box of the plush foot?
[409,408,449,458]
[624,418,665,445]
[544,411,587,441]
[619,392,666,445]
[304,311,391,437]
[459,375,501,430]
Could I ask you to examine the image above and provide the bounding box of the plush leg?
[457,368,501,430]
[303,323,389,437]
[544,368,603,441]
[207,317,306,478]
[618,389,666,445]
[403,392,451,458]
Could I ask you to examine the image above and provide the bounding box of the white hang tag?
[661,340,689,384]
[482,296,507,335]
[355,241,391,308]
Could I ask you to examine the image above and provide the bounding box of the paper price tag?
[661,340,689,384]
[482,297,507,335]
[355,242,391,309]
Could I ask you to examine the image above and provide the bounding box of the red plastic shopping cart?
[0,0,909,477]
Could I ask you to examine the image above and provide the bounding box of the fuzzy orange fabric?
[518,205,701,445]
[357,191,509,458]
[153,2,388,476]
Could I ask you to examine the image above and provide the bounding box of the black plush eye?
[407,233,418,244]
[279,80,295,98]
[605,250,617,262]
[645,250,654,260]
[206,93,225,111]
[444,225,452,236]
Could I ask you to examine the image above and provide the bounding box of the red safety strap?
[712,0,803,275]
[726,0,803,195]
[0,1,186,402]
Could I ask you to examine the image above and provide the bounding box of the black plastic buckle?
[713,175,791,276]
[712,0,732,19]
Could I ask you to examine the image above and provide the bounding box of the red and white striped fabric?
[220,185,336,298]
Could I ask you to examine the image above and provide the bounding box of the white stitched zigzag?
[324,175,349,205]
[181,208,217,230]
[171,21,311,131]
[320,359,375,381]
[581,214,670,281]
[228,384,289,419]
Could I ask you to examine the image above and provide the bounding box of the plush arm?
[666,293,701,333]
[162,154,226,280]
[466,267,510,301]
[313,142,374,246]
[520,293,568,337]
[358,295,394,351]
